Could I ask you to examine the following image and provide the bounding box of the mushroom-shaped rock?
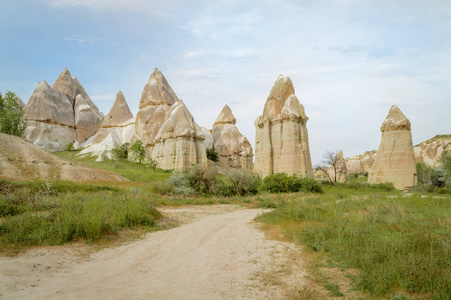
[152,100,207,170]
[369,105,417,191]
[254,75,313,178]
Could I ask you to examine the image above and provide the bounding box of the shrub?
[111,142,129,160]
[262,173,323,194]
[206,148,219,162]
[66,142,74,152]
[222,169,261,196]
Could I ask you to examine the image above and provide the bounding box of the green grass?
[54,149,172,183]
[256,187,451,299]
[324,282,344,297]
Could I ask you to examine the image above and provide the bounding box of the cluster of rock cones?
[22,67,447,191]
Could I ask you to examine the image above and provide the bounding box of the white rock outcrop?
[368,105,417,191]
[254,75,313,178]
[414,135,451,167]
[79,91,135,161]
[152,100,207,170]
[211,105,253,169]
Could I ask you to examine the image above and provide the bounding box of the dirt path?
[0,205,306,300]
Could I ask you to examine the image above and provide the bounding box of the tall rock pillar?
[254,75,313,178]
[368,105,417,191]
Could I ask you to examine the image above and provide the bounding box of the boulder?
[212,105,253,169]
[254,75,313,178]
[80,91,135,161]
[152,100,207,170]
[135,68,178,152]
[368,105,417,191]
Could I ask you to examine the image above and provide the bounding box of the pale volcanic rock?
[24,68,104,151]
[413,135,451,167]
[212,105,253,169]
[135,68,178,150]
[199,127,213,150]
[23,80,76,152]
[329,150,347,183]
[345,150,376,175]
[368,105,417,191]
[80,91,135,161]
[254,75,313,178]
[152,100,207,170]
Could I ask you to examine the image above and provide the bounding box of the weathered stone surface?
[199,127,213,150]
[368,105,417,191]
[80,91,135,161]
[152,100,207,170]
[23,80,75,152]
[212,105,253,169]
[135,68,178,149]
[345,150,376,175]
[254,75,313,178]
[413,135,451,167]
[329,150,347,183]
[24,68,104,150]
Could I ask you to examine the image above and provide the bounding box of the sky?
[1,0,450,165]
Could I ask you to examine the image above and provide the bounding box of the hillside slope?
[0,133,127,182]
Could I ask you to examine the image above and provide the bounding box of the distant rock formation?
[368,105,416,191]
[23,68,104,152]
[152,100,207,170]
[330,150,347,183]
[345,151,376,175]
[199,127,213,150]
[79,91,135,160]
[135,68,178,157]
[211,105,253,169]
[414,135,451,167]
[254,75,313,178]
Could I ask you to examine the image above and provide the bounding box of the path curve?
[0,205,306,299]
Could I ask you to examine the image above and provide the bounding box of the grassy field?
[256,185,451,300]
[54,149,172,183]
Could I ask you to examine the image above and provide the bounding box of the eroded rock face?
[152,100,207,170]
[368,105,417,191]
[24,68,104,151]
[80,91,135,161]
[345,151,376,175]
[212,105,253,169]
[23,81,76,152]
[254,75,313,178]
[135,68,178,152]
[414,135,451,167]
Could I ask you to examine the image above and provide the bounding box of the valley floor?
[0,205,307,300]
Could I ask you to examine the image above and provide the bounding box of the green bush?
[129,140,145,163]
[0,91,26,137]
[111,142,129,160]
[262,173,323,194]
[66,142,74,152]
[206,148,219,162]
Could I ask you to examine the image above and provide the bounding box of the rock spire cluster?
[23,68,103,152]
[254,75,313,178]
[368,105,417,190]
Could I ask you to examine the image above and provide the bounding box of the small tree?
[206,148,219,162]
[0,91,26,137]
[315,150,345,183]
[66,142,74,152]
[149,158,157,172]
[130,140,145,163]
[111,142,129,160]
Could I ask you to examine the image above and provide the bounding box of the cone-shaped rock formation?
[368,105,417,190]
[24,68,104,151]
[254,75,313,178]
[135,68,178,153]
[152,100,207,170]
[80,91,135,161]
[212,105,253,169]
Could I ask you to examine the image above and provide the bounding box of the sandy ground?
[0,205,307,300]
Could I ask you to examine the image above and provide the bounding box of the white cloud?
[64,35,105,44]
